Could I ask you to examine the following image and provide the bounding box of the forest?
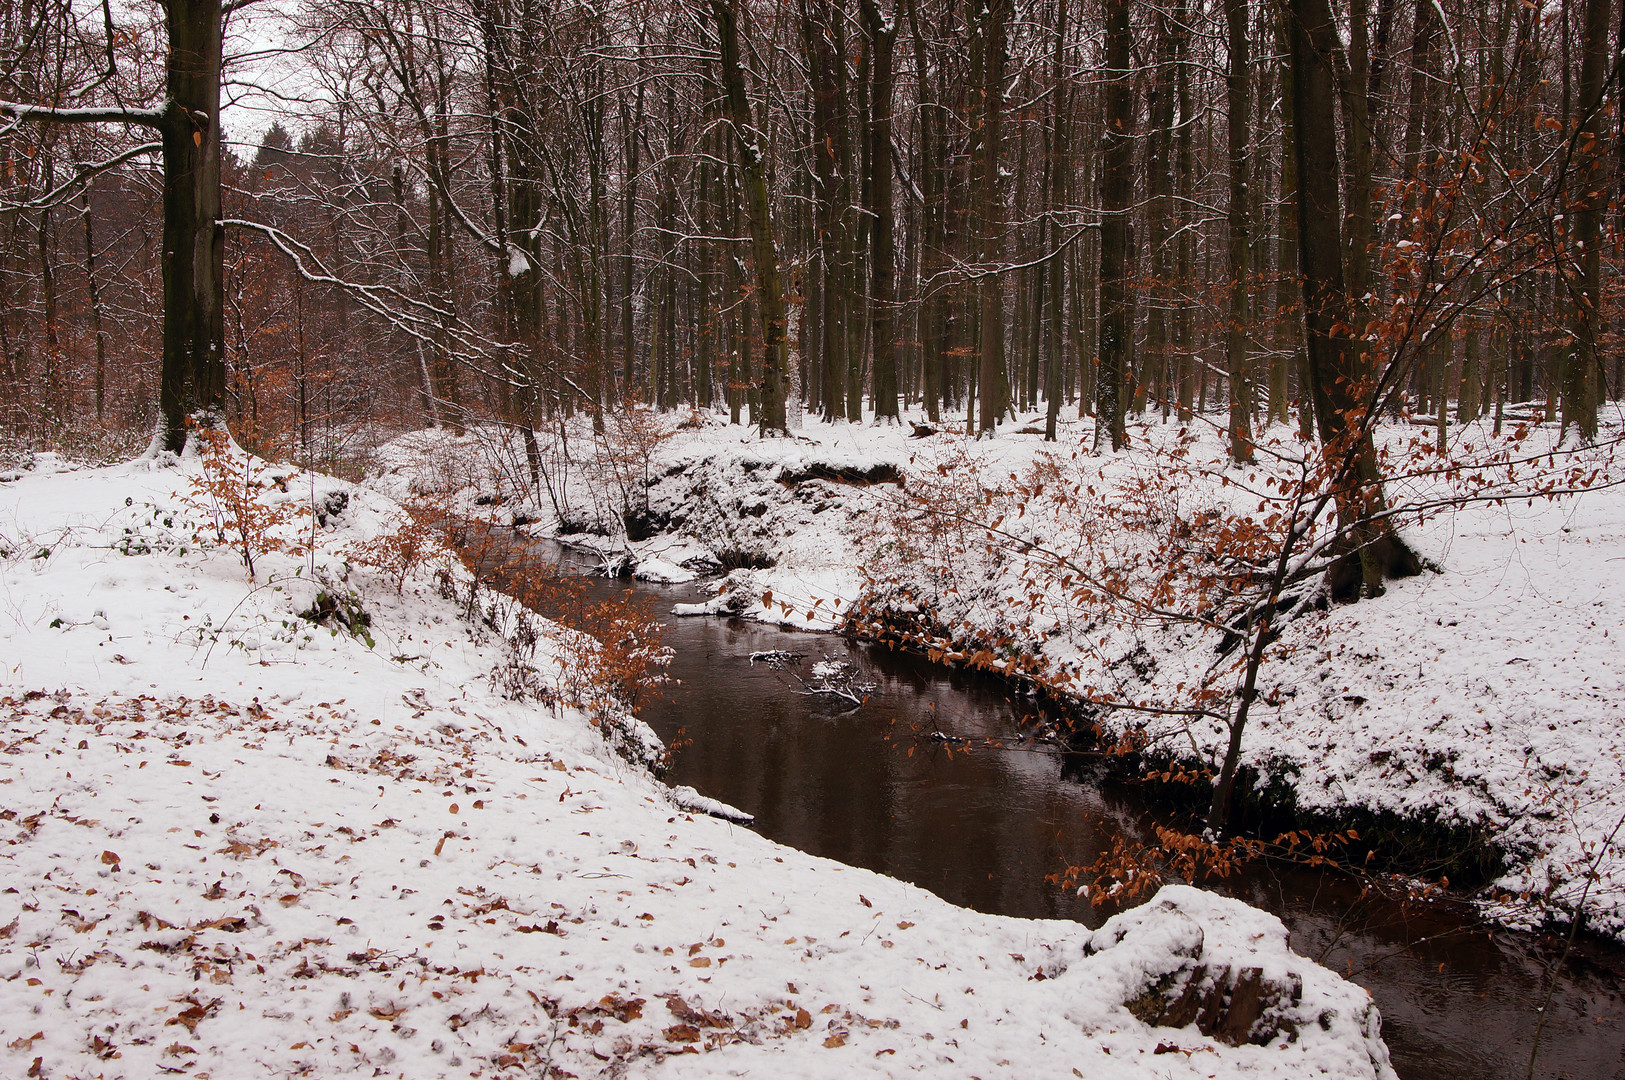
[0,0,1617,464]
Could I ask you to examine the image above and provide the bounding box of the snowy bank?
[369,410,1625,941]
[0,452,1394,1078]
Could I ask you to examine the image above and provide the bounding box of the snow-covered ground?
[376,406,1625,942]
[0,447,1395,1077]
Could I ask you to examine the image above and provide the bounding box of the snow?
[668,785,755,824]
[507,245,532,278]
[0,448,1395,1077]
[634,557,697,584]
[373,405,1625,942]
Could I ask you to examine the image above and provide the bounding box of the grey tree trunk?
[1224,0,1254,463]
[157,0,227,452]
[1097,0,1132,450]
[974,0,1009,436]
[861,0,900,421]
[1290,0,1419,599]
[1563,0,1612,441]
[712,0,788,434]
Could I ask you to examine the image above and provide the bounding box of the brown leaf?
[663,1023,701,1043]
[164,996,220,1034]
[6,1032,43,1051]
[368,1004,406,1021]
[100,850,120,867]
[665,995,730,1028]
[138,910,178,931]
[598,995,644,1022]
[793,1008,812,1030]
[515,919,561,935]
[823,1033,847,1048]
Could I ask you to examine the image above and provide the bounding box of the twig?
[1526,808,1625,1080]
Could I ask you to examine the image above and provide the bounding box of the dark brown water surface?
[522,542,1625,1080]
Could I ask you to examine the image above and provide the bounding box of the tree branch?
[0,101,166,129]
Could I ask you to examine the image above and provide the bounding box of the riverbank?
[370,407,1625,942]
[0,448,1395,1078]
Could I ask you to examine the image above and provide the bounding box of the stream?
[516,541,1625,1080]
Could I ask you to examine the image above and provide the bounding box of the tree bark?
[156,0,226,452]
[974,0,1009,436]
[861,0,900,421]
[1097,0,1132,450]
[1224,0,1254,462]
[1290,0,1420,598]
[1042,0,1069,440]
[712,0,788,434]
[1563,0,1611,441]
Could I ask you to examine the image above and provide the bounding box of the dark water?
[517,543,1625,1080]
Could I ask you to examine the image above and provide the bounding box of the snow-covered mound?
[0,451,1395,1078]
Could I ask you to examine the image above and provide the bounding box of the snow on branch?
[0,101,166,129]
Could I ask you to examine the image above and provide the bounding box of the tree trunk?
[1097,0,1132,450]
[1142,10,1176,425]
[1042,0,1069,441]
[862,0,900,421]
[1224,0,1254,462]
[1290,0,1420,598]
[79,179,109,422]
[157,0,227,452]
[905,0,943,422]
[1563,0,1611,441]
[712,0,788,434]
[974,0,1009,436]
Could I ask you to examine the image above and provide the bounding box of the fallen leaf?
[164,996,220,1034]
[824,1033,847,1048]
[666,995,730,1028]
